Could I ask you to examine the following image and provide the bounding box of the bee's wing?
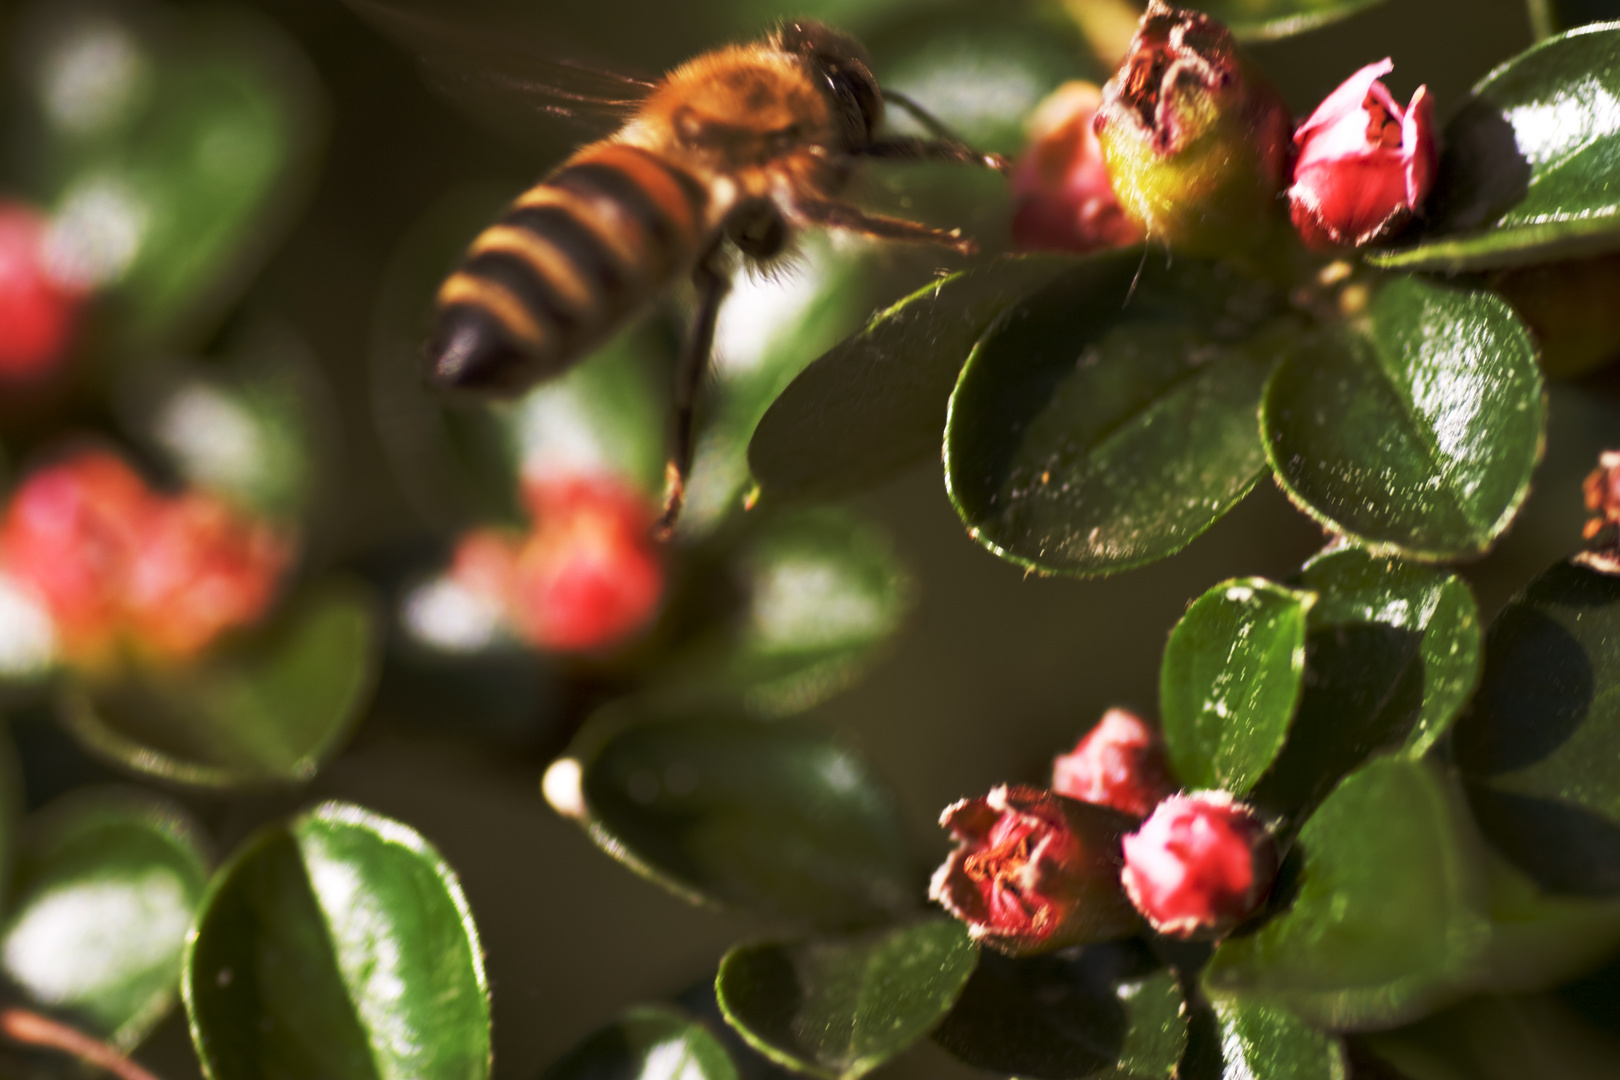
[341,0,655,134]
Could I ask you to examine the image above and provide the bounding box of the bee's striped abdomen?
[431,142,711,393]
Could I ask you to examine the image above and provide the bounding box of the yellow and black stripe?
[430,143,711,394]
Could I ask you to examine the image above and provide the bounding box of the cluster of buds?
[448,473,664,653]
[0,448,289,667]
[0,200,87,384]
[932,707,1278,951]
[1012,3,1437,257]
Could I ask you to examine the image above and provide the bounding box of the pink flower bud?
[1287,60,1437,250]
[930,784,1136,955]
[1121,790,1276,939]
[1052,708,1175,818]
[1010,82,1143,254]
[1583,451,1620,541]
[0,201,85,383]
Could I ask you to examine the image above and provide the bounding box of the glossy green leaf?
[57,583,379,788]
[716,920,977,1080]
[658,508,912,717]
[540,1005,738,1080]
[547,701,915,927]
[184,801,490,1080]
[1187,0,1394,40]
[946,250,1288,576]
[1453,559,1620,897]
[1161,578,1315,795]
[747,255,1073,503]
[1249,549,1482,822]
[931,941,1186,1080]
[1372,23,1620,272]
[1204,1001,1348,1080]
[1261,276,1543,561]
[1205,758,1490,1030]
[1,789,209,1051]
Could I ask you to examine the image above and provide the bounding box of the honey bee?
[350,5,1006,530]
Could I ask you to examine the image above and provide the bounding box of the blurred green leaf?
[1186,0,1394,40]
[1160,577,1314,795]
[1360,990,1620,1080]
[715,919,977,1080]
[549,701,916,927]
[945,250,1289,576]
[748,255,1073,504]
[1453,559,1620,898]
[1372,24,1620,273]
[1261,276,1543,561]
[184,801,490,1080]
[931,941,1186,1080]
[57,582,379,788]
[1475,849,1620,993]
[1249,549,1482,822]
[1205,758,1490,1030]
[658,508,912,717]
[1205,1000,1348,1080]
[541,1005,739,1080]
[1,788,209,1051]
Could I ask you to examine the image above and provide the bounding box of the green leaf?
[1203,1000,1348,1080]
[1261,275,1544,561]
[184,801,490,1080]
[945,250,1288,577]
[1475,849,1620,993]
[1360,990,1620,1080]
[547,701,915,927]
[715,920,977,1080]
[1204,758,1491,1030]
[931,941,1187,1080]
[1371,23,1620,272]
[1187,0,1394,40]
[1160,578,1315,795]
[1,788,209,1050]
[747,255,1073,504]
[1248,549,1482,822]
[1453,558,1620,897]
[540,1005,738,1080]
[657,508,912,717]
[57,583,379,788]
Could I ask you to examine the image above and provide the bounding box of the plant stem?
[1525,0,1557,41]
[0,1007,165,1080]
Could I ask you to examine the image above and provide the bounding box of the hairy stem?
[0,1008,165,1080]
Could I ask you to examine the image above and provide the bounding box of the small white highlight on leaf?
[640,1037,706,1080]
[0,576,57,677]
[43,175,147,289]
[543,758,586,819]
[38,20,147,135]
[154,383,266,497]
[401,576,504,654]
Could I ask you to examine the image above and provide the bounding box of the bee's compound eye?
[429,307,540,395]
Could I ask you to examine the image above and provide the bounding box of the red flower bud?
[1052,708,1175,818]
[1092,2,1292,256]
[1583,451,1620,541]
[451,473,664,653]
[1010,82,1144,254]
[1121,790,1276,939]
[930,784,1136,955]
[0,201,85,382]
[1287,60,1436,250]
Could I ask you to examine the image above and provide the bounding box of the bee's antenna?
[880,89,964,143]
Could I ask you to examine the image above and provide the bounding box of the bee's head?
[777,20,882,149]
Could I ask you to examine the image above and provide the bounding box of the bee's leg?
[656,244,730,538]
[855,137,1009,173]
[798,199,978,256]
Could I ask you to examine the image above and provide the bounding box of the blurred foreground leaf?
[716,920,976,1080]
[548,702,915,927]
[540,1005,738,1080]
[58,583,378,788]
[1262,276,1543,561]
[184,801,490,1080]
[1188,0,1394,40]
[946,250,1288,576]
[1360,990,1620,1080]
[1,788,208,1050]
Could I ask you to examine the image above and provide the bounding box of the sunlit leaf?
[540,1005,739,1080]
[1199,1000,1348,1080]
[716,920,976,1080]
[1,788,208,1050]
[57,583,379,788]
[184,801,490,1080]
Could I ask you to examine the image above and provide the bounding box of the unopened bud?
[1010,82,1143,254]
[1052,708,1175,818]
[0,200,85,383]
[1092,1,1291,256]
[1287,60,1436,250]
[1121,790,1276,939]
[930,784,1137,955]
[1584,452,1620,541]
